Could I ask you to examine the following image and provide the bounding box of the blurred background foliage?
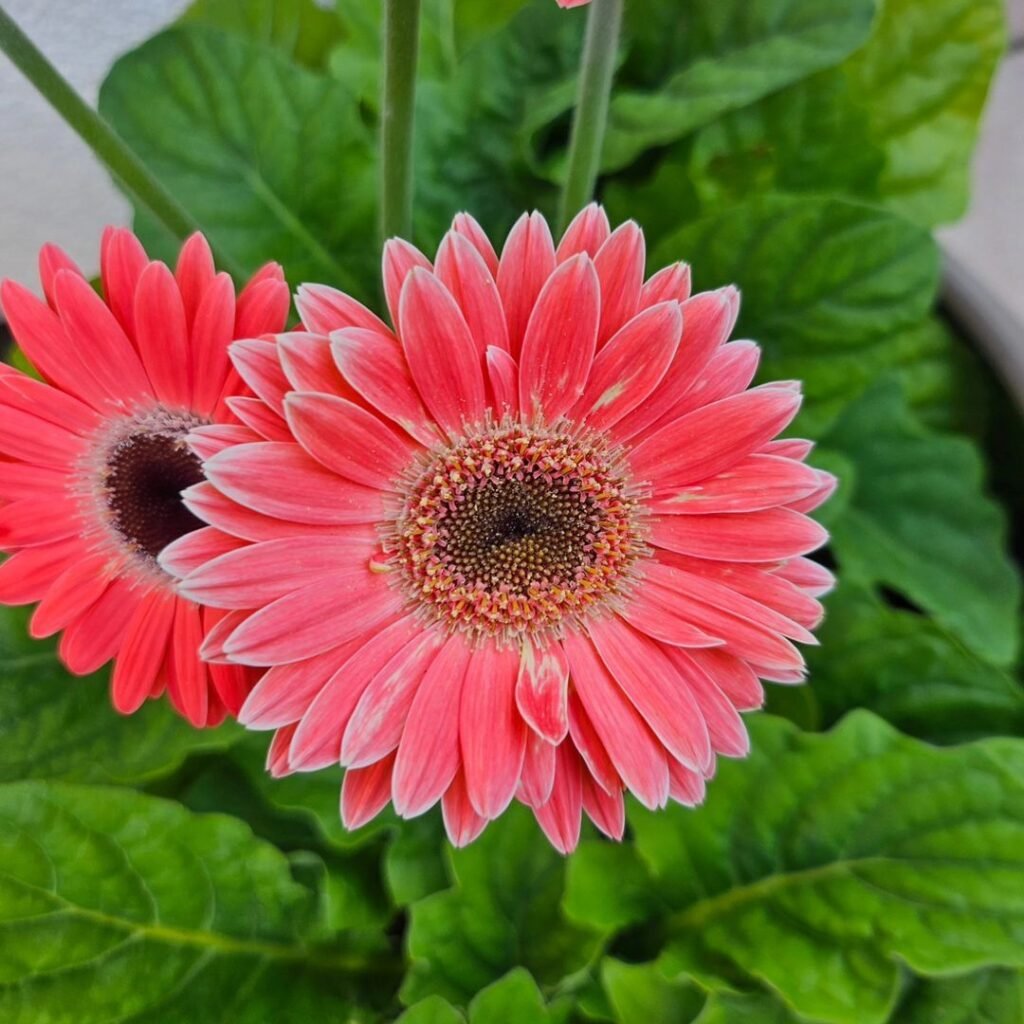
[2,0,1023,1021]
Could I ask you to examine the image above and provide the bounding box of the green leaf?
[397,997,466,1024]
[603,0,876,171]
[601,960,705,1024]
[401,804,602,1007]
[893,968,1024,1024]
[0,782,388,1021]
[385,813,450,907]
[653,194,942,432]
[843,0,1006,225]
[469,968,553,1023]
[630,712,1024,1024]
[805,584,1024,742]
[182,0,344,67]
[564,841,660,932]
[820,381,1021,664]
[99,25,377,298]
[0,606,238,785]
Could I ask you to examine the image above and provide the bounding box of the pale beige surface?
[0,0,1022,328]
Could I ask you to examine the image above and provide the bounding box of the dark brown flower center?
[104,432,205,560]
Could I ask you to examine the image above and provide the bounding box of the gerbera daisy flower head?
[0,228,290,725]
[173,204,834,851]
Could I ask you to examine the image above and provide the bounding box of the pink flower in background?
[172,205,834,851]
[0,230,289,725]
[557,0,591,7]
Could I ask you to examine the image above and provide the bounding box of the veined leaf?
[0,782,385,1021]
[626,713,1024,1024]
[821,382,1021,664]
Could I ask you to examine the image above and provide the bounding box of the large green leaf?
[843,0,1006,225]
[0,607,238,785]
[892,968,1024,1024]
[653,194,943,431]
[623,713,1024,1024]
[821,382,1021,664]
[0,782,387,1022]
[401,804,602,1007]
[602,0,876,171]
[804,584,1024,742]
[99,25,377,297]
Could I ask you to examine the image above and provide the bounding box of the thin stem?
[0,6,231,268]
[558,0,623,232]
[380,0,422,243]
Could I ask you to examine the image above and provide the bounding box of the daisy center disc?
[101,415,206,561]
[389,425,645,640]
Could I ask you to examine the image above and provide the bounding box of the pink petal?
[342,753,396,830]
[789,471,838,514]
[267,724,298,777]
[383,238,433,329]
[594,221,645,345]
[278,332,350,396]
[341,627,446,768]
[664,646,749,757]
[451,212,500,276]
[497,212,556,358]
[188,424,260,461]
[668,760,707,806]
[556,203,611,261]
[111,588,175,714]
[284,391,415,490]
[29,553,113,638]
[199,608,251,663]
[629,385,802,488]
[620,584,724,648]
[562,631,670,809]
[0,538,80,603]
[399,269,486,436]
[222,571,401,666]
[460,644,526,818]
[763,438,814,461]
[651,508,828,562]
[0,497,79,547]
[515,637,570,743]
[39,243,84,308]
[189,273,237,415]
[567,689,620,794]
[486,345,520,417]
[640,262,691,307]
[290,615,423,771]
[518,254,599,423]
[230,339,289,414]
[331,328,440,447]
[668,339,761,422]
[225,396,291,441]
[686,648,764,712]
[175,233,217,328]
[650,454,821,515]
[435,230,509,355]
[0,461,65,502]
[203,442,385,525]
[0,281,109,410]
[532,742,583,855]
[569,301,682,431]
[295,282,393,338]
[235,275,290,339]
[442,768,489,847]
[0,402,85,467]
[776,557,835,598]
[613,288,740,441]
[518,732,557,807]
[1,368,99,434]
[589,616,712,773]
[179,531,375,609]
[168,598,209,726]
[582,773,625,840]
[100,226,148,336]
[59,578,139,675]
[392,633,473,817]
[240,641,364,730]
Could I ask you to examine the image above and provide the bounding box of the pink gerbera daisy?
[0,229,290,725]
[171,206,834,850]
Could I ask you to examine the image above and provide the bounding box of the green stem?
[380,0,422,243]
[558,0,623,232]
[0,6,220,263]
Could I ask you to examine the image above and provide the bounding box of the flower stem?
[558,0,623,232]
[380,0,422,243]
[0,5,216,258]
